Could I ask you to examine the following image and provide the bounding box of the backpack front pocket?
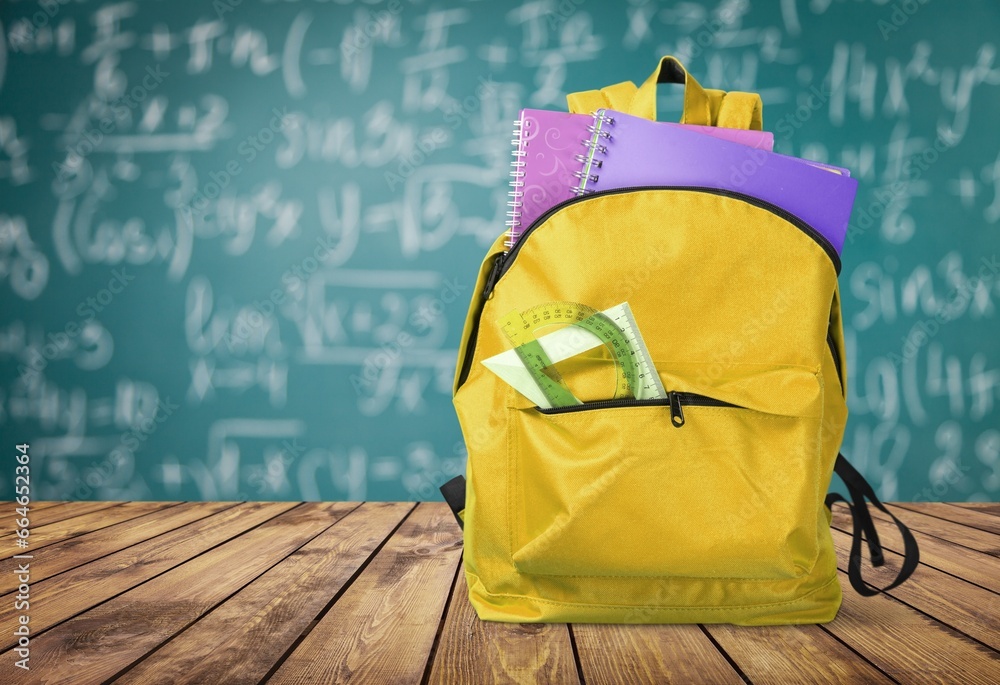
[508,365,825,580]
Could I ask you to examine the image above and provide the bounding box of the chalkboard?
[1,0,998,502]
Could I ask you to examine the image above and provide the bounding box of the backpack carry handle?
[567,55,763,131]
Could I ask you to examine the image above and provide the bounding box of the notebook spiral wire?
[505,118,527,249]
[572,111,615,195]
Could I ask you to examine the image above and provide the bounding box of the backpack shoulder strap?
[826,454,921,596]
[566,80,638,116]
[440,475,466,530]
[716,91,763,131]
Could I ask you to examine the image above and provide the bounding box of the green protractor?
[498,301,642,407]
[498,309,580,407]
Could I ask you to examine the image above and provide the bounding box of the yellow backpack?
[440,57,919,624]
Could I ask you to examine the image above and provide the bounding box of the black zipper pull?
[669,392,685,427]
[482,253,504,299]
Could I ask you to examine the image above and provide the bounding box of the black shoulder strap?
[826,454,920,596]
[439,475,466,530]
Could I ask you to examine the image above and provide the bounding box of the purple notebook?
[506,109,775,248]
[579,109,858,253]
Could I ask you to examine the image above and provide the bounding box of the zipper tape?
[458,186,841,391]
[535,391,742,428]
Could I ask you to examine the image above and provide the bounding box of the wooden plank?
[574,624,742,684]
[24,501,67,510]
[0,502,356,683]
[1,501,181,558]
[705,622,893,684]
[0,501,67,536]
[0,502,298,651]
[951,503,1000,515]
[269,502,463,685]
[830,527,1000,651]
[428,567,582,685]
[895,503,1000,537]
[830,504,1000,594]
[878,505,1000,557]
[824,572,1000,684]
[0,502,238,595]
[0,501,125,535]
[116,502,411,685]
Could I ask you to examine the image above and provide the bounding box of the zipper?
[535,391,741,428]
[827,330,844,392]
[456,185,841,391]
[456,252,503,390]
[482,252,504,298]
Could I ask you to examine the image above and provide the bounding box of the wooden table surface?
[0,501,997,684]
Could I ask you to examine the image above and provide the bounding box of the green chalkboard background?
[1,0,998,502]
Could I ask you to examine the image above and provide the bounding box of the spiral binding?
[505,118,528,249]
[572,111,615,196]
[573,153,602,168]
[593,111,616,125]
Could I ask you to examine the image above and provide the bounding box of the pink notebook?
[506,109,775,248]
